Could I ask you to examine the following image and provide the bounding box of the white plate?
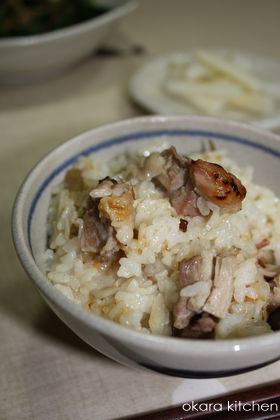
[130,51,280,131]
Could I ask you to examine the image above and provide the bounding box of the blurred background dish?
[0,0,111,37]
[130,50,280,131]
[0,0,136,84]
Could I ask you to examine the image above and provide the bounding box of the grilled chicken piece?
[173,255,203,329]
[148,146,246,216]
[170,188,200,217]
[93,179,135,246]
[173,252,213,329]
[173,252,235,334]
[203,256,234,318]
[172,296,194,330]
[98,188,134,224]
[179,255,205,287]
[194,312,217,333]
[155,146,191,192]
[190,159,247,212]
[80,202,110,253]
[80,208,123,269]
[174,312,218,339]
[80,178,135,267]
[99,228,124,269]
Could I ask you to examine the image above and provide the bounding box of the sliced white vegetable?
[228,93,274,115]
[164,80,242,98]
[164,83,226,115]
[184,62,212,81]
[196,50,262,91]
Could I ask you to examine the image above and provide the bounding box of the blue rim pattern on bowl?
[28,128,280,252]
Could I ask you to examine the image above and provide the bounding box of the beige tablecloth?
[1,1,280,419]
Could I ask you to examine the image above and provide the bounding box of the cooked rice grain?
[46,147,280,338]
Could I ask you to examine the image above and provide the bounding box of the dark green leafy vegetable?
[0,0,109,37]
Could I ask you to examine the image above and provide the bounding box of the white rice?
[46,145,280,339]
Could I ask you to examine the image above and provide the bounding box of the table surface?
[1,1,280,419]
